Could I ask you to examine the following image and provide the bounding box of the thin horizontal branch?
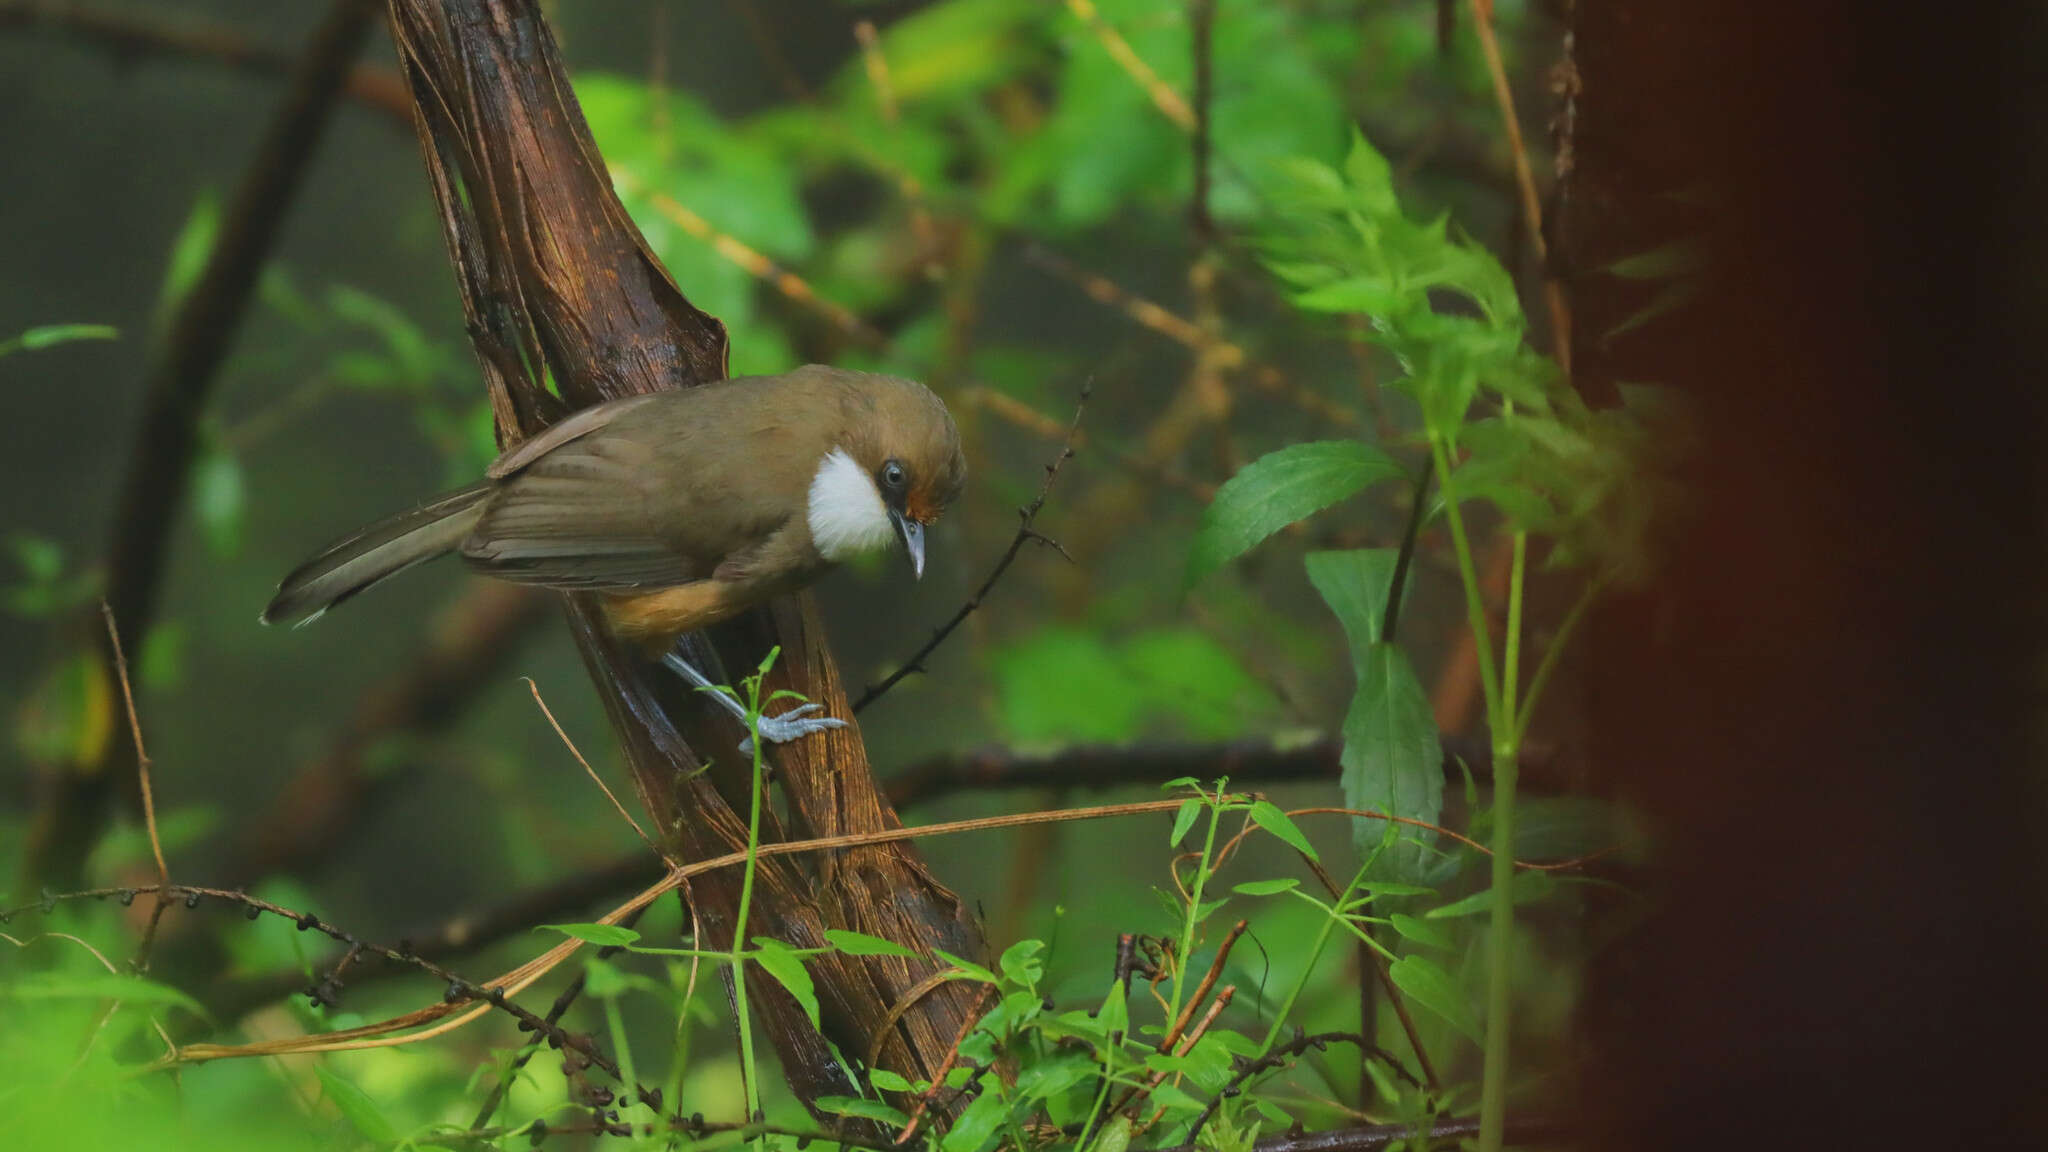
[882,732,1551,808]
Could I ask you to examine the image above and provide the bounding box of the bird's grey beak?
[891,510,926,580]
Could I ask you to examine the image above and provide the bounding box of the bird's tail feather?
[261,483,491,626]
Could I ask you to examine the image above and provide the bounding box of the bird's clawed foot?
[660,649,846,753]
[738,703,847,756]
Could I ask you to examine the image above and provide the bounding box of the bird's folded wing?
[463,426,714,589]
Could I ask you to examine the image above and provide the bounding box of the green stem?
[1477,743,1518,1152]
[1429,436,1504,712]
[730,683,769,1134]
[1165,787,1224,1030]
[1259,865,1367,1053]
[1478,520,1527,1151]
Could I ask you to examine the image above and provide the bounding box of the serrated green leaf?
[1186,442,1402,588]
[538,923,640,947]
[751,937,821,1031]
[1339,643,1443,880]
[1231,878,1300,897]
[1388,954,1479,1044]
[1308,550,1441,879]
[314,1066,399,1143]
[824,928,920,959]
[1248,800,1318,862]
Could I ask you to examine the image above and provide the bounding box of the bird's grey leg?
[660,647,847,753]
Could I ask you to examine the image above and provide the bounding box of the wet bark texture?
[386,0,987,1125]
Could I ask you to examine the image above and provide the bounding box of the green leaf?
[1341,643,1443,880]
[817,1096,912,1126]
[1231,878,1300,897]
[824,928,919,959]
[314,1066,399,1143]
[751,937,821,1031]
[1186,442,1403,588]
[4,971,202,1014]
[1423,872,1557,919]
[933,948,998,984]
[538,923,640,947]
[1388,912,1453,950]
[1248,801,1318,862]
[1169,797,1203,847]
[1095,1115,1136,1152]
[192,448,244,558]
[1304,549,1402,649]
[159,190,220,317]
[1098,979,1129,1036]
[1309,551,1442,880]
[0,324,119,357]
[1388,954,1479,1044]
[998,939,1046,988]
[869,1068,915,1093]
[940,1081,1011,1152]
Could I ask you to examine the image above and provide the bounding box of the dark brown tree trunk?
[384,0,988,1126]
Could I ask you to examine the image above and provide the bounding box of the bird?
[262,365,967,744]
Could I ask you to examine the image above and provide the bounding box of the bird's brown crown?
[839,373,967,525]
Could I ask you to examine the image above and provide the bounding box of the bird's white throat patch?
[807,448,896,561]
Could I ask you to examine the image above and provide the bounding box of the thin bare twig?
[892,982,997,1144]
[1465,0,1572,373]
[98,604,167,892]
[525,677,657,856]
[852,384,1091,712]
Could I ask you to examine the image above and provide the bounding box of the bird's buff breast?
[601,584,745,653]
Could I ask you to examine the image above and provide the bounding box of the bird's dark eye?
[881,460,908,492]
